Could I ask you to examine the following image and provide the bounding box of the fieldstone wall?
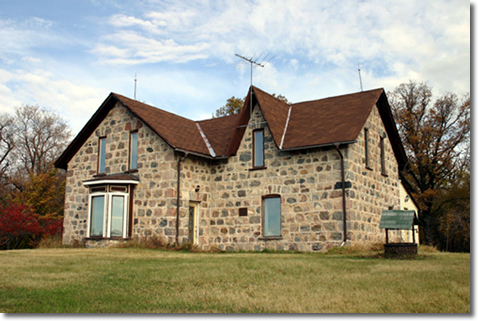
[63,101,402,252]
[63,102,203,246]
[199,105,350,252]
[347,104,400,243]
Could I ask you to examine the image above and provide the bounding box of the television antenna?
[357,64,363,91]
[235,53,272,115]
[134,73,138,100]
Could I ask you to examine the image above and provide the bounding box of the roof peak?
[292,88,384,107]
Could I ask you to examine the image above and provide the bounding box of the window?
[129,131,138,171]
[364,128,370,168]
[98,137,106,174]
[110,195,126,237]
[90,195,106,237]
[253,129,264,168]
[380,136,387,175]
[263,195,281,237]
[87,185,130,239]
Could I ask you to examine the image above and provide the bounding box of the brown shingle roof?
[113,93,211,156]
[55,86,407,171]
[197,113,240,157]
[282,88,384,149]
[252,86,290,147]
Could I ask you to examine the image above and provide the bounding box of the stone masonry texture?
[63,101,400,251]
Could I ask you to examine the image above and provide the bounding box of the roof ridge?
[196,112,240,124]
[291,88,384,107]
[112,92,198,124]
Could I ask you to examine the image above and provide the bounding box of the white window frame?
[87,193,108,238]
[129,131,138,171]
[106,192,129,238]
[86,187,129,239]
[263,195,281,238]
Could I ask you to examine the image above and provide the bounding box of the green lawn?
[0,248,470,313]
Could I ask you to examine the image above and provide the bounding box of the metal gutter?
[334,143,348,244]
[174,148,221,160]
[280,140,357,152]
[176,152,188,245]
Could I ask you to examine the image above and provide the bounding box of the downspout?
[176,152,188,245]
[334,144,347,245]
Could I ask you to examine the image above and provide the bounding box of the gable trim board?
[56,86,411,251]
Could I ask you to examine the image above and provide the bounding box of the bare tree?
[10,105,72,176]
[0,114,15,178]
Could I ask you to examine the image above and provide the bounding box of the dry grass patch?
[0,248,470,313]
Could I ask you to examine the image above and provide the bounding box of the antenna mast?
[235,53,265,115]
[357,64,363,91]
[134,73,137,100]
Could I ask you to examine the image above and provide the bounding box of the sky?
[0,0,471,135]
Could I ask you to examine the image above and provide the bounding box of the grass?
[0,246,470,313]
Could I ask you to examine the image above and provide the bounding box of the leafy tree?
[213,96,245,117]
[12,167,65,220]
[435,171,470,252]
[272,93,289,104]
[388,80,470,246]
[0,105,70,249]
[0,201,62,250]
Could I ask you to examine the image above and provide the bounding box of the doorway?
[188,202,199,244]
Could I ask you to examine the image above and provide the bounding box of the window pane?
[90,196,105,237]
[254,130,264,167]
[99,138,106,173]
[110,195,125,237]
[130,132,138,170]
[264,197,281,236]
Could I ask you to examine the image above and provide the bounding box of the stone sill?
[249,166,267,171]
[93,173,107,178]
[258,236,283,241]
[85,237,132,241]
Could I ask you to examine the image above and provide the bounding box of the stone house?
[55,85,414,251]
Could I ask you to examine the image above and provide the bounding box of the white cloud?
[0,67,108,134]
[0,0,470,137]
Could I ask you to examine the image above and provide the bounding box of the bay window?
[86,184,132,239]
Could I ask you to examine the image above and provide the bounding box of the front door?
[188,202,199,244]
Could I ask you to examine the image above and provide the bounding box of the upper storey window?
[129,131,138,171]
[253,129,264,168]
[380,136,388,176]
[364,128,371,169]
[98,137,106,174]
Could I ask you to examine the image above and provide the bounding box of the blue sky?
[0,0,471,135]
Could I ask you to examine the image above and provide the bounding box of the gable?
[283,89,383,149]
[55,93,213,169]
